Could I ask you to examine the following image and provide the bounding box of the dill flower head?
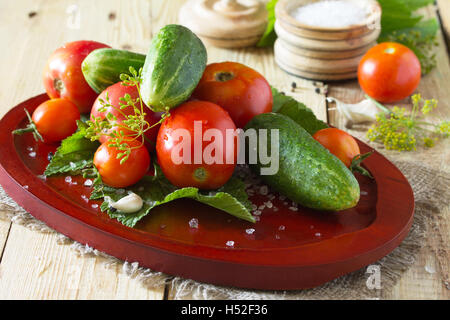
[367,94,448,151]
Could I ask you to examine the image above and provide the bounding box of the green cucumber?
[82,48,146,93]
[245,113,360,211]
[141,24,207,112]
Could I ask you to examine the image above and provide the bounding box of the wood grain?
[0,0,164,300]
[0,224,162,299]
[0,0,448,299]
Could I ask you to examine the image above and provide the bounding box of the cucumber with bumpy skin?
[82,48,146,93]
[141,24,207,112]
[245,113,360,211]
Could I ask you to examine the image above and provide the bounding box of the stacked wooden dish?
[179,0,267,48]
[274,0,382,81]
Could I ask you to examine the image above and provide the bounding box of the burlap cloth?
[0,135,449,299]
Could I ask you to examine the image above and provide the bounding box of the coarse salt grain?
[253,210,262,216]
[291,0,369,28]
[84,179,93,187]
[259,185,268,195]
[246,228,255,235]
[189,218,199,229]
[226,240,235,247]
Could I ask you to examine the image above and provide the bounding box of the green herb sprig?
[367,94,449,151]
[85,66,169,164]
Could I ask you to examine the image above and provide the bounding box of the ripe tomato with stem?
[313,128,373,177]
[43,40,110,113]
[192,62,273,128]
[13,98,80,143]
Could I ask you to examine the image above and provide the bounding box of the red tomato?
[156,100,237,190]
[93,139,150,188]
[32,98,80,143]
[43,40,110,113]
[192,62,272,128]
[358,42,421,103]
[313,128,360,168]
[90,82,162,149]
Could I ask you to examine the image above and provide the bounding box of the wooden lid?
[179,0,267,46]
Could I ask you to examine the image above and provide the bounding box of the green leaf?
[256,0,278,47]
[91,164,255,228]
[271,87,291,112]
[271,86,328,135]
[44,121,100,176]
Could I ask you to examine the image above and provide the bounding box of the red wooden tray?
[0,94,415,290]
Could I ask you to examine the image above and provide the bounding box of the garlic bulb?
[327,97,382,127]
[109,192,143,213]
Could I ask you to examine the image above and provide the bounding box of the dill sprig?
[85,66,169,163]
[367,94,449,151]
[385,30,439,75]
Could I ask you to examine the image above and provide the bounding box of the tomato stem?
[349,151,374,179]
[215,71,234,82]
[12,109,44,142]
[53,78,65,94]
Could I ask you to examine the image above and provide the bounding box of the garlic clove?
[109,192,143,214]
[327,97,381,126]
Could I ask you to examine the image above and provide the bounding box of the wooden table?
[0,0,448,299]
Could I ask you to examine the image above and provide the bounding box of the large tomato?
[192,62,272,128]
[93,139,150,188]
[313,128,360,168]
[43,40,110,113]
[90,82,162,149]
[358,42,421,103]
[156,100,237,190]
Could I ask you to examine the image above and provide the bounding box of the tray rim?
[0,94,415,289]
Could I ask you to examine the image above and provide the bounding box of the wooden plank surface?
[0,0,164,300]
[0,224,162,299]
[0,0,448,299]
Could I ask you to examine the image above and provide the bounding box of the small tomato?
[93,139,150,188]
[313,128,360,168]
[13,98,80,143]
